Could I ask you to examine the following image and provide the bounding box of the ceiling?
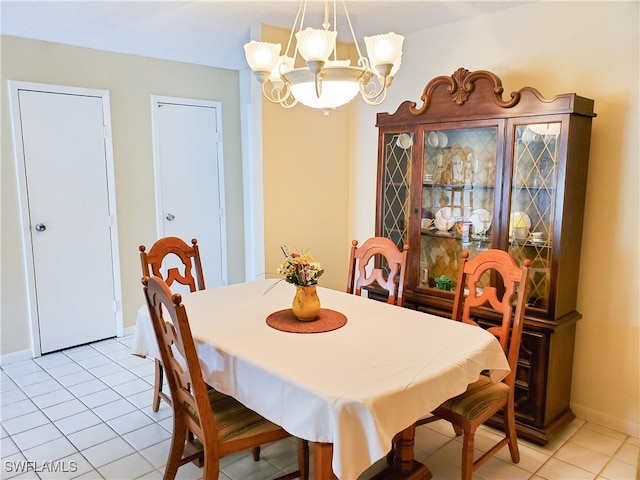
[1,1,526,71]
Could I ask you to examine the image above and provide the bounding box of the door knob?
[35,223,47,232]
[165,213,175,221]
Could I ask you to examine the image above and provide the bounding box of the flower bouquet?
[277,246,324,286]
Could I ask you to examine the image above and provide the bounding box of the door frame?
[8,80,124,357]
[150,95,228,284]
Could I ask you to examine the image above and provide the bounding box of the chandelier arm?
[357,56,371,71]
[281,97,299,108]
[262,81,295,106]
[359,77,388,106]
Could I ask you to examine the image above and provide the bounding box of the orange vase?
[292,285,321,321]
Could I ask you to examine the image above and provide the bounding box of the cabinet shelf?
[424,183,495,190]
[509,239,551,248]
[514,185,556,192]
[421,228,491,242]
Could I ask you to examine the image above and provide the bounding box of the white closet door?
[16,89,118,353]
[152,97,227,287]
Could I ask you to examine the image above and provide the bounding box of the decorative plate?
[436,132,448,148]
[509,211,532,236]
[434,207,455,231]
[427,131,439,147]
[468,209,492,234]
[396,133,412,149]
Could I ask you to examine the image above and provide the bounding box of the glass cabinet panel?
[509,122,560,310]
[420,126,498,290]
[381,132,412,249]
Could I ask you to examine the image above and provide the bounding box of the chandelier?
[243,0,404,114]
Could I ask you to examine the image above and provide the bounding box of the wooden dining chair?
[347,237,409,306]
[139,237,206,412]
[414,249,531,480]
[142,275,309,480]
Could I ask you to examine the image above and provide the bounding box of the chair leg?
[460,429,475,480]
[298,439,309,480]
[452,423,464,436]
[153,358,164,412]
[251,446,260,461]
[202,440,220,480]
[164,418,188,480]
[504,405,520,463]
[386,432,401,464]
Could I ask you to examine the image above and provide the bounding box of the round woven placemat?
[266,308,347,334]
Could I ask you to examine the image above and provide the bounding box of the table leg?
[368,425,432,480]
[394,425,418,474]
[314,442,338,480]
[314,427,431,480]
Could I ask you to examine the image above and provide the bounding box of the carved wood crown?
[409,67,521,116]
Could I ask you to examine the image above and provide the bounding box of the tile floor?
[1,336,637,480]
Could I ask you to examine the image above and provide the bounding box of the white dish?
[468,209,492,234]
[434,207,456,231]
[396,133,413,149]
[437,132,448,148]
[509,211,532,236]
[421,218,433,229]
[427,131,439,147]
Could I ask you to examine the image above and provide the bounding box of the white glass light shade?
[243,41,281,73]
[285,65,362,110]
[364,33,404,76]
[295,28,337,62]
[290,80,359,109]
[389,51,402,77]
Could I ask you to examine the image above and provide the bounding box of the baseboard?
[572,402,639,437]
[123,325,136,336]
[2,330,135,367]
[0,348,33,366]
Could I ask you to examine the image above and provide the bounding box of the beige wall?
[348,2,639,436]
[1,36,246,354]
[261,25,352,291]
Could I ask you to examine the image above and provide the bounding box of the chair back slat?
[452,249,530,386]
[347,237,409,306]
[140,237,205,293]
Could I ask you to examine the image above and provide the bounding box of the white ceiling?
[1,1,526,71]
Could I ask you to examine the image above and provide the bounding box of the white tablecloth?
[132,279,509,480]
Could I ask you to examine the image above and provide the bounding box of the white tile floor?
[1,336,637,480]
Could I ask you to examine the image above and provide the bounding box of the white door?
[151,97,227,287]
[9,83,122,355]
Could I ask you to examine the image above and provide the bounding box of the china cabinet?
[374,68,595,444]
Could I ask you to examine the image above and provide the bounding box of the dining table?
[132,278,510,480]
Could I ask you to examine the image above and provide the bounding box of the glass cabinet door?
[419,126,498,291]
[380,132,412,249]
[509,122,561,311]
